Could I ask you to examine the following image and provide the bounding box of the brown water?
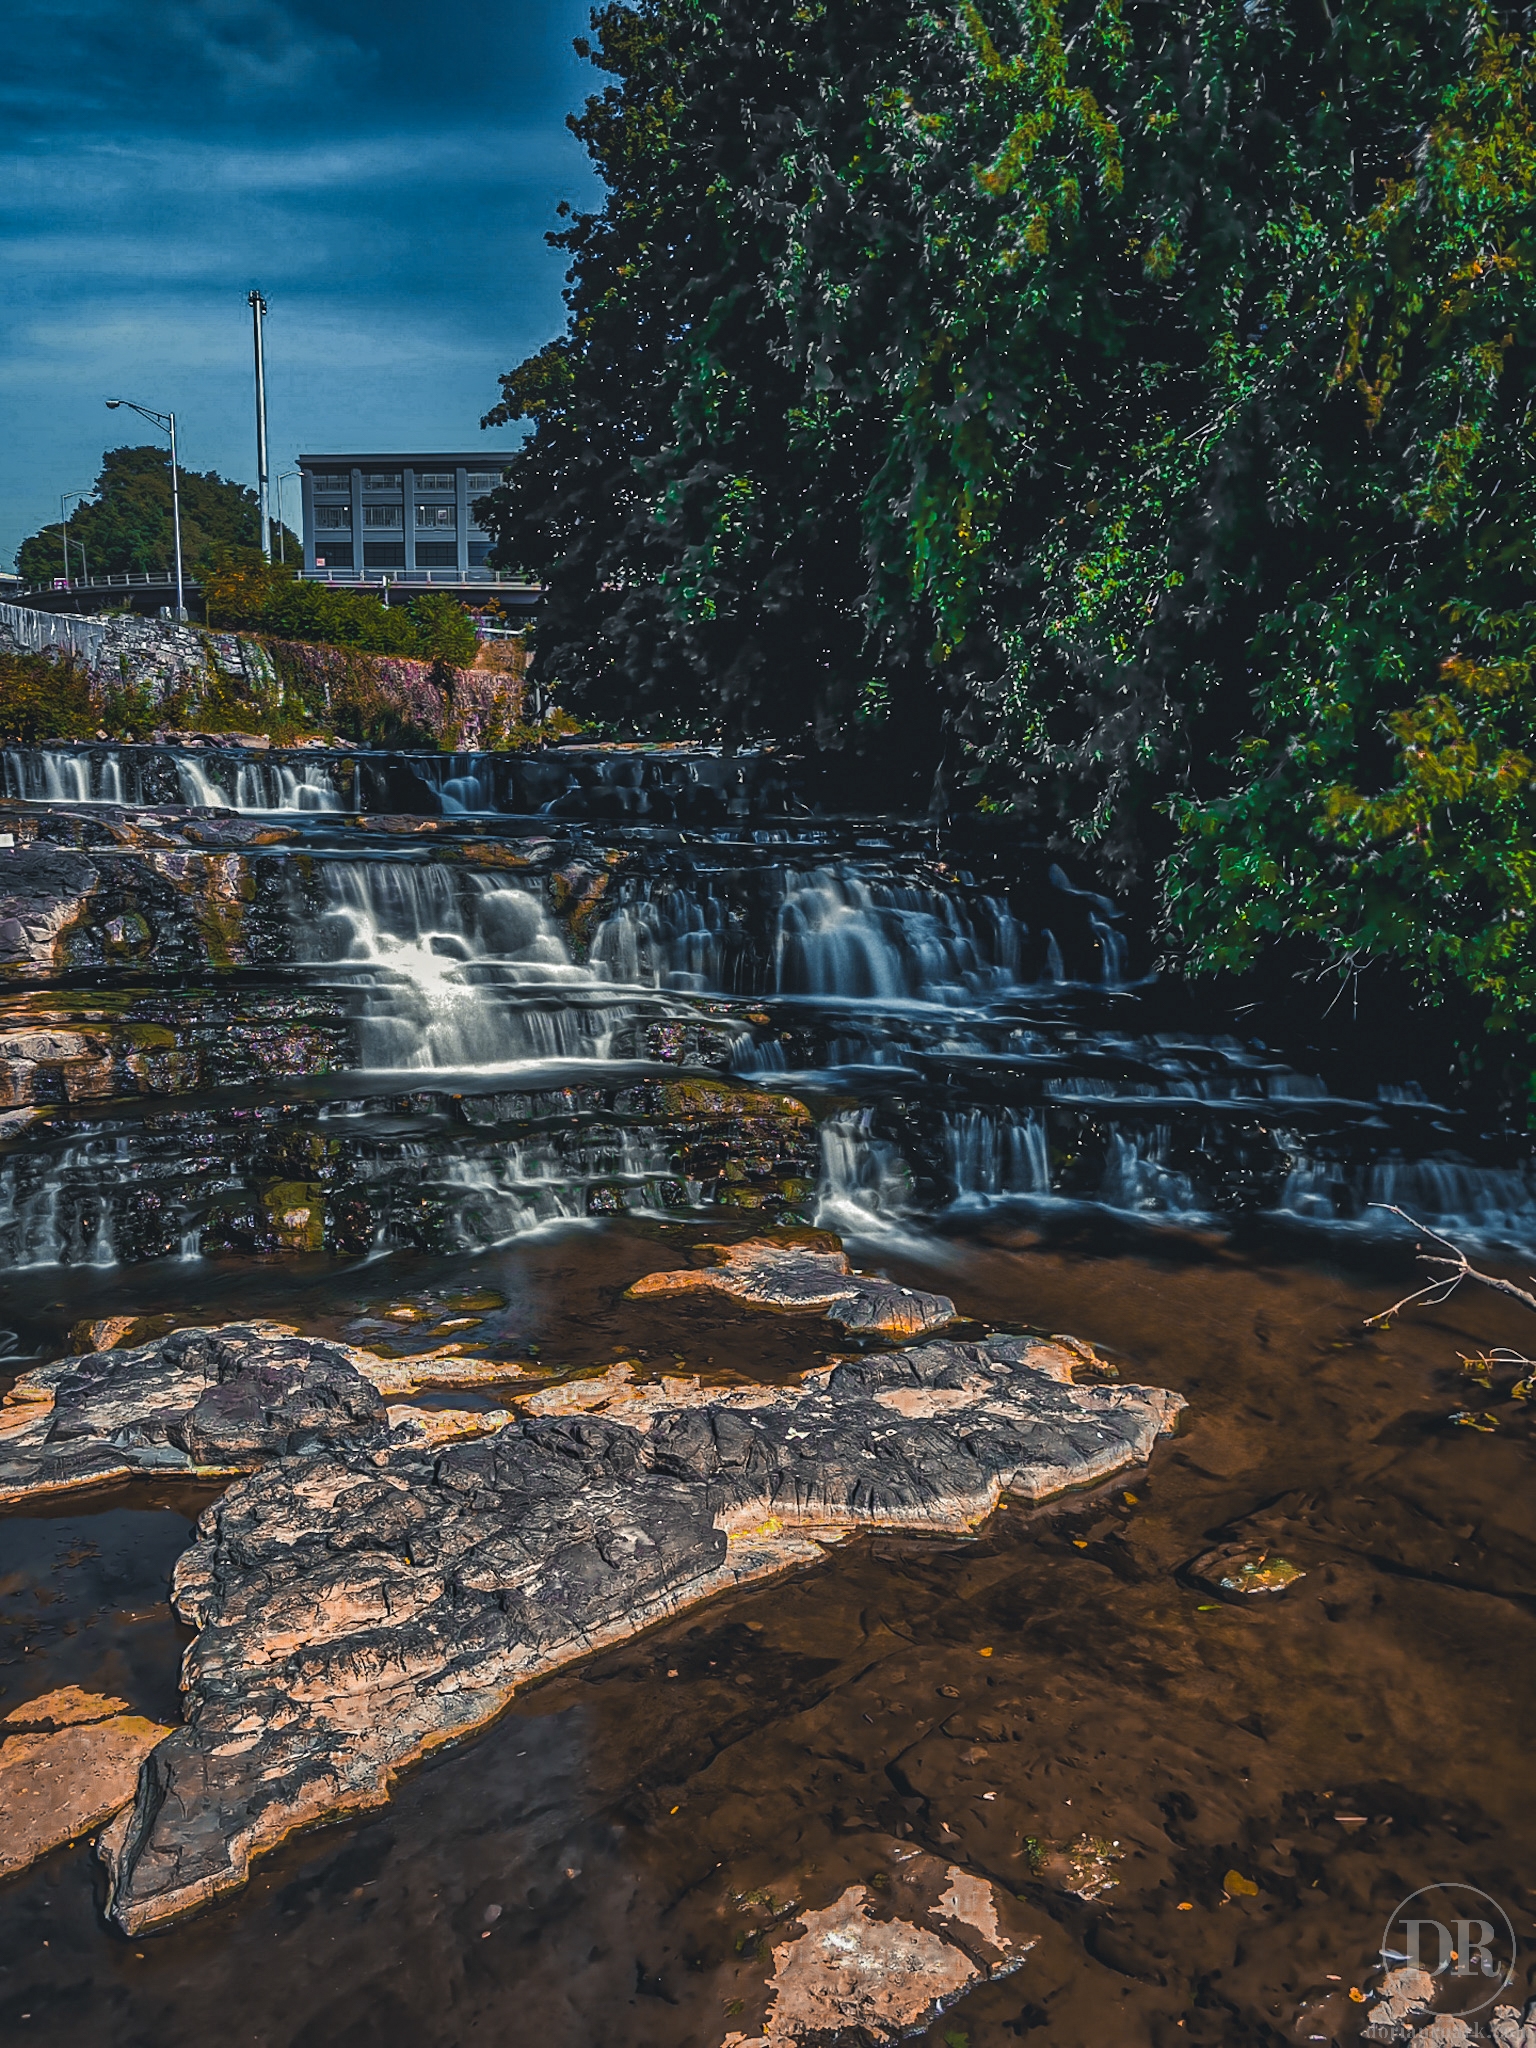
[3,1213,1532,2046]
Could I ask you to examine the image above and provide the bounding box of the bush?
[0,651,97,742]
[205,551,477,664]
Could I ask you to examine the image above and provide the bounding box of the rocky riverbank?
[0,1237,1184,1939]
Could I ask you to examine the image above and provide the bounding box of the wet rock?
[0,1695,171,1880]
[1493,2002,1536,2048]
[384,1403,514,1446]
[1362,1965,1436,2042]
[748,1877,1022,2042]
[629,1236,956,1337]
[2,1684,131,1730]
[0,845,99,970]
[1025,1831,1124,1899]
[68,1315,140,1353]
[0,1322,391,1504]
[1186,1542,1305,1601]
[98,1335,1182,1932]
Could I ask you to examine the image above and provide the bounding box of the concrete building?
[296,453,518,584]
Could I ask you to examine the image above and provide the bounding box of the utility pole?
[61,491,88,587]
[249,289,271,559]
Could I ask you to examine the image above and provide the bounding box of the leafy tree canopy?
[484,0,1536,1094]
[16,446,298,584]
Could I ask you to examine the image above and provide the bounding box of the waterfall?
[303,862,630,1072]
[812,1108,922,1243]
[1,746,342,812]
[945,1107,1052,1200]
[0,1138,122,1268]
[2,748,124,804]
[177,757,343,811]
[773,869,1022,1001]
[591,865,1030,1002]
[233,761,343,812]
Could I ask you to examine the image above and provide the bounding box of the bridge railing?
[297,569,540,591]
[21,570,190,595]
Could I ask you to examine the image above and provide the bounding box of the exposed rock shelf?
[80,1290,1181,1933]
[0,1320,527,1505]
[628,1235,957,1336]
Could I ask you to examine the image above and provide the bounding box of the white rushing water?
[0,746,343,811]
[176,757,343,812]
[2,749,125,805]
[305,862,641,1071]
[589,864,1058,999]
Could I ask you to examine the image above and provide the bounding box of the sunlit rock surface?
[628,1236,956,1337]
[98,1331,1182,1933]
[0,1321,536,1504]
[0,1688,171,1881]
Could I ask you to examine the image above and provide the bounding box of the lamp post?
[105,399,185,620]
[274,471,300,565]
[248,290,271,557]
[61,491,88,588]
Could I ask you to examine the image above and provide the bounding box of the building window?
[314,506,351,529]
[416,504,455,528]
[310,472,350,492]
[362,542,405,568]
[468,541,493,566]
[313,544,353,569]
[415,542,459,567]
[363,506,402,528]
[466,472,504,492]
[363,472,401,491]
[417,471,454,491]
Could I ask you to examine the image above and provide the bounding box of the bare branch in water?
[1364,1206,1536,1326]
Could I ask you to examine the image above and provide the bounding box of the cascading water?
[2,748,1534,1266]
[589,863,1047,998]
[813,1108,923,1244]
[2,749,125,805]
[304,862,620,1071]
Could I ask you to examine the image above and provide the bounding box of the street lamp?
[61,491,89,588]
[105,398,185,621]
[274,471,300,565]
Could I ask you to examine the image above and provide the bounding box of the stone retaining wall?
[0,601,527,747]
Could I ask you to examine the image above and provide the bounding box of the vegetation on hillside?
[483,0,1536,1096]
[205,553,479,665]
[15,447,298,585]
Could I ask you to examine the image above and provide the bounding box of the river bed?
[0,746,1532,2045]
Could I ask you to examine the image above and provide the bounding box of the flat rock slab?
[0,1704,171,1880]
[3,1685,131,1731]
[750,1877,1019,2043]
[628,1237,956,1337]
[99,1332,1183,1934]
[0,1322,392,1505]
[0,1322,522,1505]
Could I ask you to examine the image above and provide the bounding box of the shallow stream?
[0,743,1532,2046]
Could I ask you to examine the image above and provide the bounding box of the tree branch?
[1364,1206,1536,1326]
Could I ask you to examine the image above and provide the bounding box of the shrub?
[0,651,97,742]
[205,551,477,663]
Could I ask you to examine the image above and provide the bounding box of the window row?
[307,468,506,492]
[309,542,495,570]
[326,506,465,529]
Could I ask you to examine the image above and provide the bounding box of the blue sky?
[1,0,598,566]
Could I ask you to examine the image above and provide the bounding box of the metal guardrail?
[298,569,540,591]
[18,568,540,600]
[21,570,193,596]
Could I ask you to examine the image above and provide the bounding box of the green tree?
[486,0,1536,1090]
[16,446,298,584]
